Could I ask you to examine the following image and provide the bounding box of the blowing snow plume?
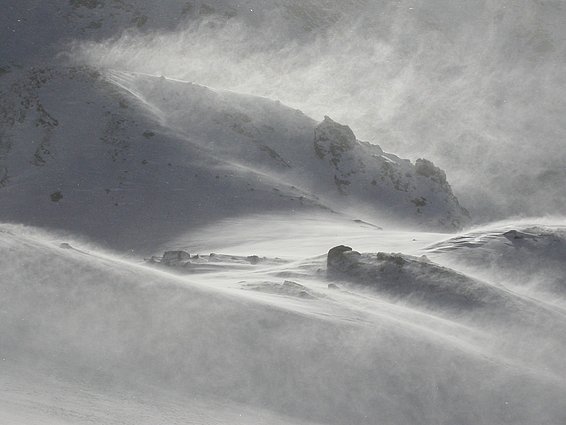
[3,2,566,424]
[72,0,566,222]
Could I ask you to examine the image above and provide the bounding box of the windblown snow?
[1,1,565,424]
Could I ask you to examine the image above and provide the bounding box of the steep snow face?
[0,66,468,252]
[1,0,470,246]
[7,2,566,221]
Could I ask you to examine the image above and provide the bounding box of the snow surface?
[2,219,566,425]
[1,2,566,424]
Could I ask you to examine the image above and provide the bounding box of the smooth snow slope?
[2,220,566,425]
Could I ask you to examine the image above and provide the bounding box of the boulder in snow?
[162,250,191,264]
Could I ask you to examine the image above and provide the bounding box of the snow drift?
[2,223,566,425]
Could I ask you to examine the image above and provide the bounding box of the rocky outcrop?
[312,117,470,230]
[326,245,515,312]
[162,250,191,264]
[314,116,356,166]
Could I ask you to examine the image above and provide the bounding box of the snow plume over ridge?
[72,0,566,221]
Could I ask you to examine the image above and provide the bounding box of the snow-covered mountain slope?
[2,222,566,425]
[0,66,328,252]
[6,1,566,222]
[1,0,469,251]
[60,0,566,221]
[0,65,468,252]
[109,70,469,226]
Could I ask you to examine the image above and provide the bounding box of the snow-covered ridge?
[112,69,469,228]
[0,65,468,252]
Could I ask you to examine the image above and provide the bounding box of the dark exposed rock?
[325,245,516,312]
[314,116,356,166]
[50,191,63,202]
[327,245,362,275]
[162,250,191,264]
[327,245,353,269]
[415,158,447,185]
[247,255,261,265]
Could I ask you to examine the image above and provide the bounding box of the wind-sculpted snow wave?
[426,223,566,300]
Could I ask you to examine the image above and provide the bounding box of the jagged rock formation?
[310,117,470,229]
